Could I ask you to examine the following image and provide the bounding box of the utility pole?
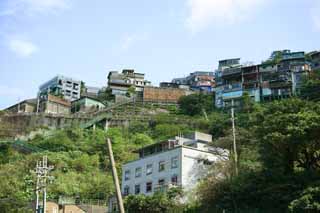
[34,156,54,213]
[231,99,238,176]
[37,92,40,114]
[107,138,125,213]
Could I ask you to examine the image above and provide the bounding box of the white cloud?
[121,32,149,51]
[0,0,70,16]
[186,0,266,33]
[9,39,38,57]
[311,0,320,31]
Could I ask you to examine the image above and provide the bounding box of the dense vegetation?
[0,79,320,212]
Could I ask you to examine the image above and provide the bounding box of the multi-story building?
[107,69,151,98]
[214,58,242,107]
[121,132,228,198]
[39,75,81,102]
[310,51,320,71]
[215,51,311,107]
[172,71,215,92]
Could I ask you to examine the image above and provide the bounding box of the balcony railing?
[221,68,241,76]
[223,83,242,92]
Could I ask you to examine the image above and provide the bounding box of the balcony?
[223,83,242,92]
[221,68,241,77]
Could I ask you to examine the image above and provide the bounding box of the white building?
[39,75,81,102]
[121,132,228,198]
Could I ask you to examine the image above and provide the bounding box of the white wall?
[181,147,221,191]
[122,148,182,196]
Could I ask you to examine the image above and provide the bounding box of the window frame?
[171,175,178,185]
[124,185,130,196]
[135,167,142,178]
[146,182,153,193]
[146,164,153,175]
[171,156,178,169]
[134,184,140,195]
[124,170,131,181]
[158,161,165,172]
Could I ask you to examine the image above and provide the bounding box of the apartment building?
[121,132,228,198]
[39,75,81,102]
[172,71,215,92]
[310,51,320,70]
[214,51,311,107]
[107,69,151,98]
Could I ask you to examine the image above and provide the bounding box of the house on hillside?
[38,94,71,114]
[121,132,228,197]
[71,96,105,113]
[4,98,37,113]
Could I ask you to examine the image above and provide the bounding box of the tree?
[124,188,184,213]
[98,87,114,104]
[126,85,136,98]
[255,99,320,174]
[289,186,320,212]
[178,93,214,116]
[300,70,320,101]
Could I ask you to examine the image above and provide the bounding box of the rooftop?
[136,132,214,158]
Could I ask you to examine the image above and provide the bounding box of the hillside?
[1,92,320,212]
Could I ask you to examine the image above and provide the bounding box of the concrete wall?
[143,87,190,103]
[46,101,70,114]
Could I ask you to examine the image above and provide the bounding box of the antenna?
[33,155,54,213]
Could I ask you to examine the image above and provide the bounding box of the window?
[159,161,165,172]
[171,156,178,169]
[158,179,165,186]
[146,164,153,175]
[135,184,140,194]
[124,186,130,196]
[124,170,130,181]
[171,175,178,185]
[135,167,142,178]
[146,182,152,193]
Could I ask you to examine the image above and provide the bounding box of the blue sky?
[0,0,319,109]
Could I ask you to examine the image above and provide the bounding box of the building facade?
[107,69,151,98]
[39,94,71,114]
[172,71,215,93]
[121,132,228,198]
[39,75,81,102]
[5,99,37,113]
[214,51,312,108]
[71,96,105,113]
[310,51,320,71]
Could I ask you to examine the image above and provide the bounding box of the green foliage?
[124,188,185,213]
[196,98,320,212]
[300,70,320,101]
[126,85,136,97]
[98,87,114,104]
[178,93,214,116]
[289,186,320,212]
[1,95,320,212]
